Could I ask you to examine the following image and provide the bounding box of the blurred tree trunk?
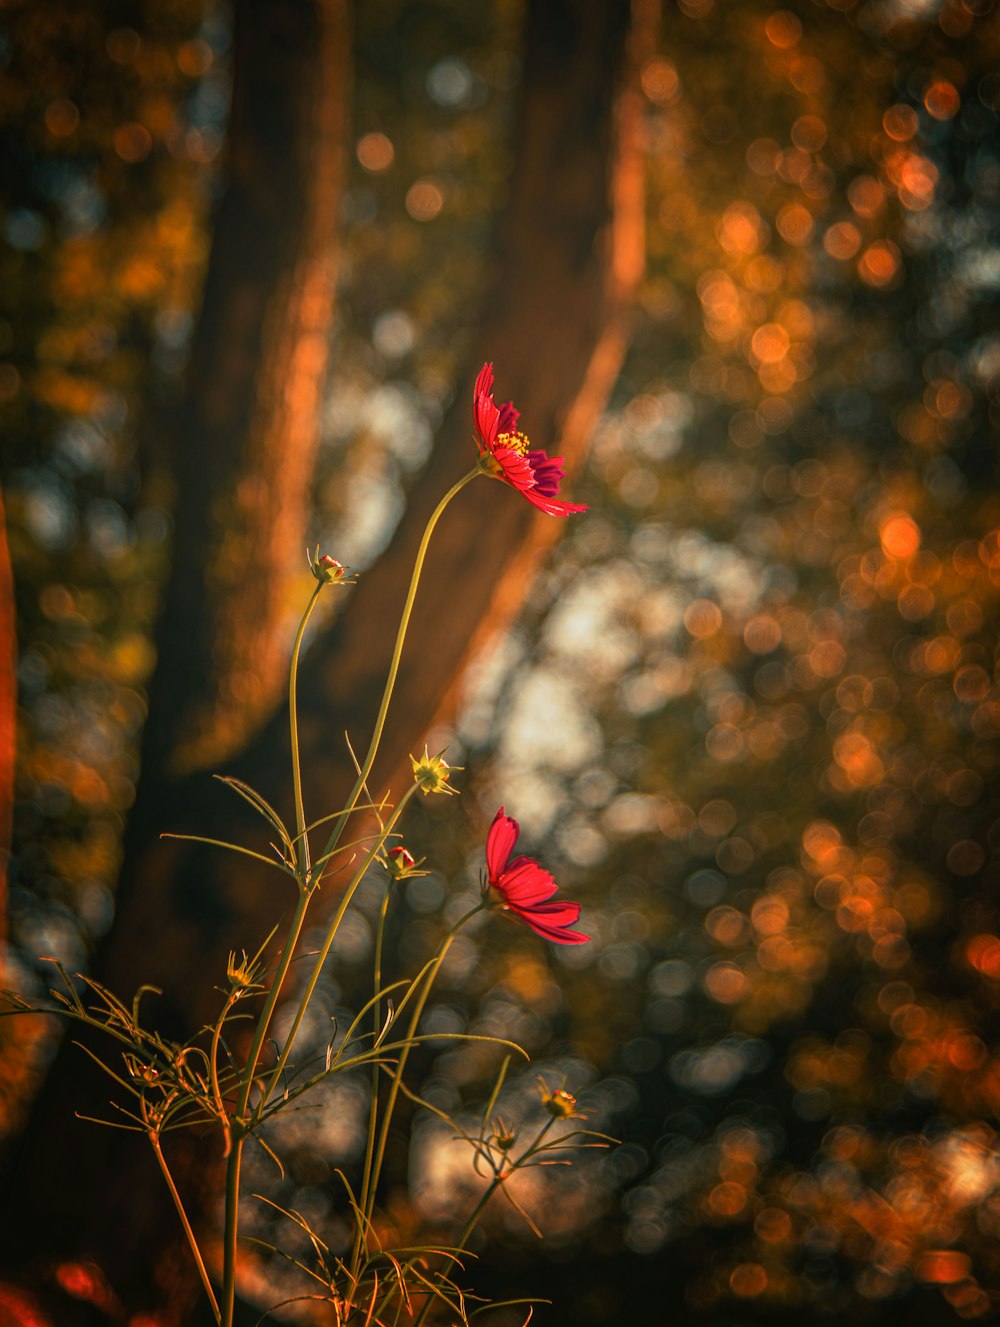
[1,0,350,1319]
[138,0,349,786]
[2,0,650,1321]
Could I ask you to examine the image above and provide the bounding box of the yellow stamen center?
[497,430,532,456]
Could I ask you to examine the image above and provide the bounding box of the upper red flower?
[485,807,589,945]
[473,363,587,517]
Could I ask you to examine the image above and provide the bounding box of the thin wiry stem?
[358,902,485,1249]
[409,1118,557,1327]
[314,468,479,878]
[148,1125,221,1325]
[260,786,419,1112]
[289,581,324,877]
[221,1132,244,1327]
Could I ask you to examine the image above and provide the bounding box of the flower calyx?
[491,1116,518,1153]
[226,949,264,996]
[410,746,461,797]
[308,548,356,586]
[385,845,428,881]
[538,1078,580,1119]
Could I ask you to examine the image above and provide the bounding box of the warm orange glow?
[879,513,921,559]
[824,221,862,259]
[683,598,723,638]
[924,81,960,120]
[730,1262,768,1296]
[883,104,918,141]
[776,202,813,245]
[704,961,748,1003]
[918,1250,972,1283]
[858,240,901,287]
[641,59,680,104]
[357,132,395,172]
[113,121,153,163]
[764,11,802,48]
[405,179,444,221]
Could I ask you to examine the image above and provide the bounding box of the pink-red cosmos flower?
[485,807,589,945]
[473,363,587,517]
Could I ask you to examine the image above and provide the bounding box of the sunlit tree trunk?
[1,0,350,1319]
[2,1,649,1321]
[138,0,349,785]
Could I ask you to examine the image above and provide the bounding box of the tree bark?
[1,0,350,1318]
[139,0,349,786]
[2,1,649,1320]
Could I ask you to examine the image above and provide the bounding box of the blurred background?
[2,0,1000,1323]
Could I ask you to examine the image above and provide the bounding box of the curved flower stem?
[233,579,330,1123]
[357,902,485,1257]
[358,877,394,1245]
[210,989,240,1150]
[409,1117,557,1327]
[258,784,420,1113]
[236,885,311,1120]
[289,581,324,877]
[315,467,480,878]
[221,1131,245,1327]
[457,1117,556,1250]
[148,1127,221,1326]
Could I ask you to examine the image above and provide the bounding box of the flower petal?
[516,907,589,945]
[492,445,536,493]
[474,362,494,399]
[496,858,558,906]
[515,898,581,925]
[496,854,557,907]
[497,400,520,434]
[526,450,567,498]
[521,487,589,517]
[486,807,519,883]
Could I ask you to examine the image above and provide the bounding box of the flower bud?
[312,553,346,585]
[410,746,461,797]
[385,845,427,880]
[539,1082,578,1118]
[226,949,260,993]
[492,1117,517,1152]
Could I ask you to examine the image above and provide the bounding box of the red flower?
[485,807,589,945]
[473,363,587,517]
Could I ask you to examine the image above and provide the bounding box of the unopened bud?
[410,746,460,797]
[386,845,427,880]
[226,949,259,993]
[539,1082,578,1118]
[313,554,346,585]
[493,1117,517,1152]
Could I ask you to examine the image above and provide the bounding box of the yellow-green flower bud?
[539,1082,578,1118]
[410,746,460,796]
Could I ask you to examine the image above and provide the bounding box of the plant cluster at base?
[2,366,596,1327]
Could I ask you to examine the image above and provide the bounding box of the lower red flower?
[473,363,587,517]
[485,807,589,945]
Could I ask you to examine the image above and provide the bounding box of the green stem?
[410,1117,557,1327]
[457,1117,556,1251]
[289,582,324,877]
[149,1128,221,1325]
[220,1134,245,1327]
[235,578,327,1119]
[259,786,420,1112]
[210,990,240,1139]
[236,885,312,1120]
[357,878,394,1257]
[359,902,485,1241]
[315,468,479,878]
